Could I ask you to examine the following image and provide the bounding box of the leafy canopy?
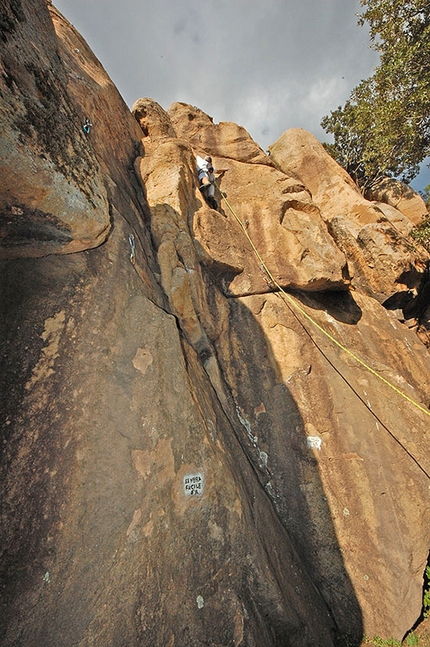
[321,0,430,191]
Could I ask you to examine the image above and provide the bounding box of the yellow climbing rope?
[216,181,430,419]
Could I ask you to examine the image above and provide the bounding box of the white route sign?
[183,472,204,497]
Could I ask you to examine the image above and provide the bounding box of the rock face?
[1,3,429,647]
[365,177,428,226]
[168,102,272,166]
[0,0,113,258]
[268,128,429,302]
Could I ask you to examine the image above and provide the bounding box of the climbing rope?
[215,180,430,420]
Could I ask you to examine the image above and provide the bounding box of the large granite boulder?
[365,177,427,226]
[1,4,429,647]
[169,101,272,165]
[268,128,428,301]
[134,101,430,642]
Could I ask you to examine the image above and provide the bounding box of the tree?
[321,0,430,192]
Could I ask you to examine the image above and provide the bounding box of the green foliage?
[423,565,430,617]
[421,183,430,207]
[411,215,430,252]
[363,636,401,646]
[362,562,430,647]
[321,0,430,191]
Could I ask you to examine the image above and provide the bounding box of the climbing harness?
[83,117,92,134]
[215,180,430,421]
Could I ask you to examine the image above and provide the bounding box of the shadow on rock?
[210,292,364,645]
[290,288,363,325]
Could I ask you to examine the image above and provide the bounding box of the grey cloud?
[55,0,377,150]
[51,0,430,189]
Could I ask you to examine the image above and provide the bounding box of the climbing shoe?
[208,196,218,210]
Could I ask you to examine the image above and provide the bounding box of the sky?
[54,0,429,193]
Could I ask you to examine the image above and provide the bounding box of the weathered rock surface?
[132,97,177,140]
[134,99,430,642]
[1,3,430,647]
[268,129,428,302]
[169,101,273,166]
[0,0,111,258]
[136,102,350,298]
[365,177,428,226]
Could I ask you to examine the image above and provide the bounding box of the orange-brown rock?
[134,101,430,641]
[1,3,429,647]
[0,5,338,646]
[268,128,428,301]
[195,158,349,294]
[132,97,177,140]
[169,101,273,165]
[365,177,428,226]
[268,128,374,223]
[0,0,110,258]
[136,99,349,297]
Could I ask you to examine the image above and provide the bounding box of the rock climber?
[196,154,219,210]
